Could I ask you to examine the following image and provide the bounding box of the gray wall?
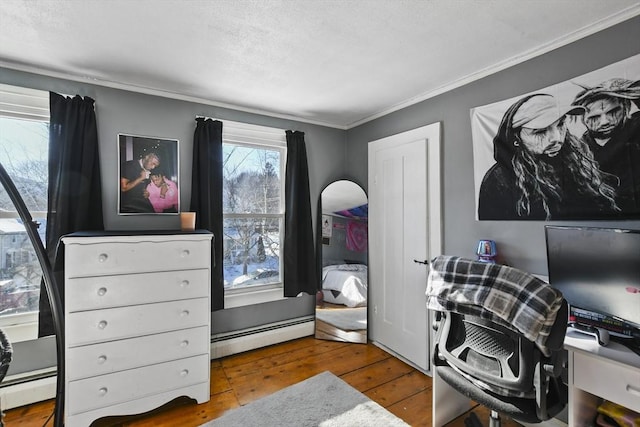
[321,214,368,266]
[2,14,640,335]
[0,67,346,332]
[0,68,346,231]
[346,15,640,275]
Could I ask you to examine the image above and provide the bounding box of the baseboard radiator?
[0,368,57,411]
[210,316,315,359]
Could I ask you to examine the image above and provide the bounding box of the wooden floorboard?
[4,337,524,426]
[315,318,367,343]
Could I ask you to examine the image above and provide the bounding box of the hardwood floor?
[314,317,367,343]
[5,337,522,426]
[314,302,367,344]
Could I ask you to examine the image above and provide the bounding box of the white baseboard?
[211,316,315,359]
[0,375,56,410]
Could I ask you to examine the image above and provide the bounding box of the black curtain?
[38,92,104,337]
[191,118,224,311]
[283,131,318,296]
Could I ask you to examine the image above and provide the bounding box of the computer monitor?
[545,225,640,332]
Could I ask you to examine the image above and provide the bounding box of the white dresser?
[62,232,212,427]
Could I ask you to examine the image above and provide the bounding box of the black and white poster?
[472,54,640,221]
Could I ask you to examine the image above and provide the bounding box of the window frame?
[219,120,287,308]
[0,83,49,342]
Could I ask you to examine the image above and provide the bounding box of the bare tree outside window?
[0,118,48,213]
[222,143,283,290]
[0,117,48,323]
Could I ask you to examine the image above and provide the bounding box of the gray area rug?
[202,371,409,427]
[315,307,367,331]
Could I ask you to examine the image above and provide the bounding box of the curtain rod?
[195,117,288,135]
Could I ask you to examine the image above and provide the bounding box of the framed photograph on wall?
[118,133,180,215]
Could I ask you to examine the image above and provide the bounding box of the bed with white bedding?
[321,263,368,308]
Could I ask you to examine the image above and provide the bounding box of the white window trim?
[218,119,288,308]
[0,83,49,121]
[0,84,49,342]
[221,119,287,149]
[224,287,286,308]
[0,311,38,343]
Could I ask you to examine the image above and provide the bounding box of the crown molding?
[346,5,640,129]
[1,5,638,131]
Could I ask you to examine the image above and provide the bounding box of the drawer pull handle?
[181,249,190,257]
[180,310,190,317]
[180,369,189,377]
[627,384,640,396]
[180,340,189,348]
[180,280,190,288]
[98,320,108,330]
[98,253,108,263]
[97,287,107,296]
[98,387,108,396]
[97,355,107,364]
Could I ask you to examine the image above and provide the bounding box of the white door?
[367,123,441,372]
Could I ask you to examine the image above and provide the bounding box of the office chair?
[427,256,568,426]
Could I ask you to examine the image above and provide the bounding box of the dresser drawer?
[66,268,209,312]
[67,326,209,380]
[67,354,210,415]
[66,298,209,347]
[64,238,210,277]
[573,351,640,412]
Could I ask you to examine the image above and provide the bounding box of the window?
[0,83,49,342]
[221,121,286,303]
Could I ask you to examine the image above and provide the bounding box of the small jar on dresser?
[62,231,212,427]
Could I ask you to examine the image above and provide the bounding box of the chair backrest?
[428,256,568,423]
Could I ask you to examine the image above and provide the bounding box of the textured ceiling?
[1,0,639,129]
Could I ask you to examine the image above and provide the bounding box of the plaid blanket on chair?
[426,255,564,356]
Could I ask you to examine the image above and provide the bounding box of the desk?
[565,331,640,425]
[432,331,640,426]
